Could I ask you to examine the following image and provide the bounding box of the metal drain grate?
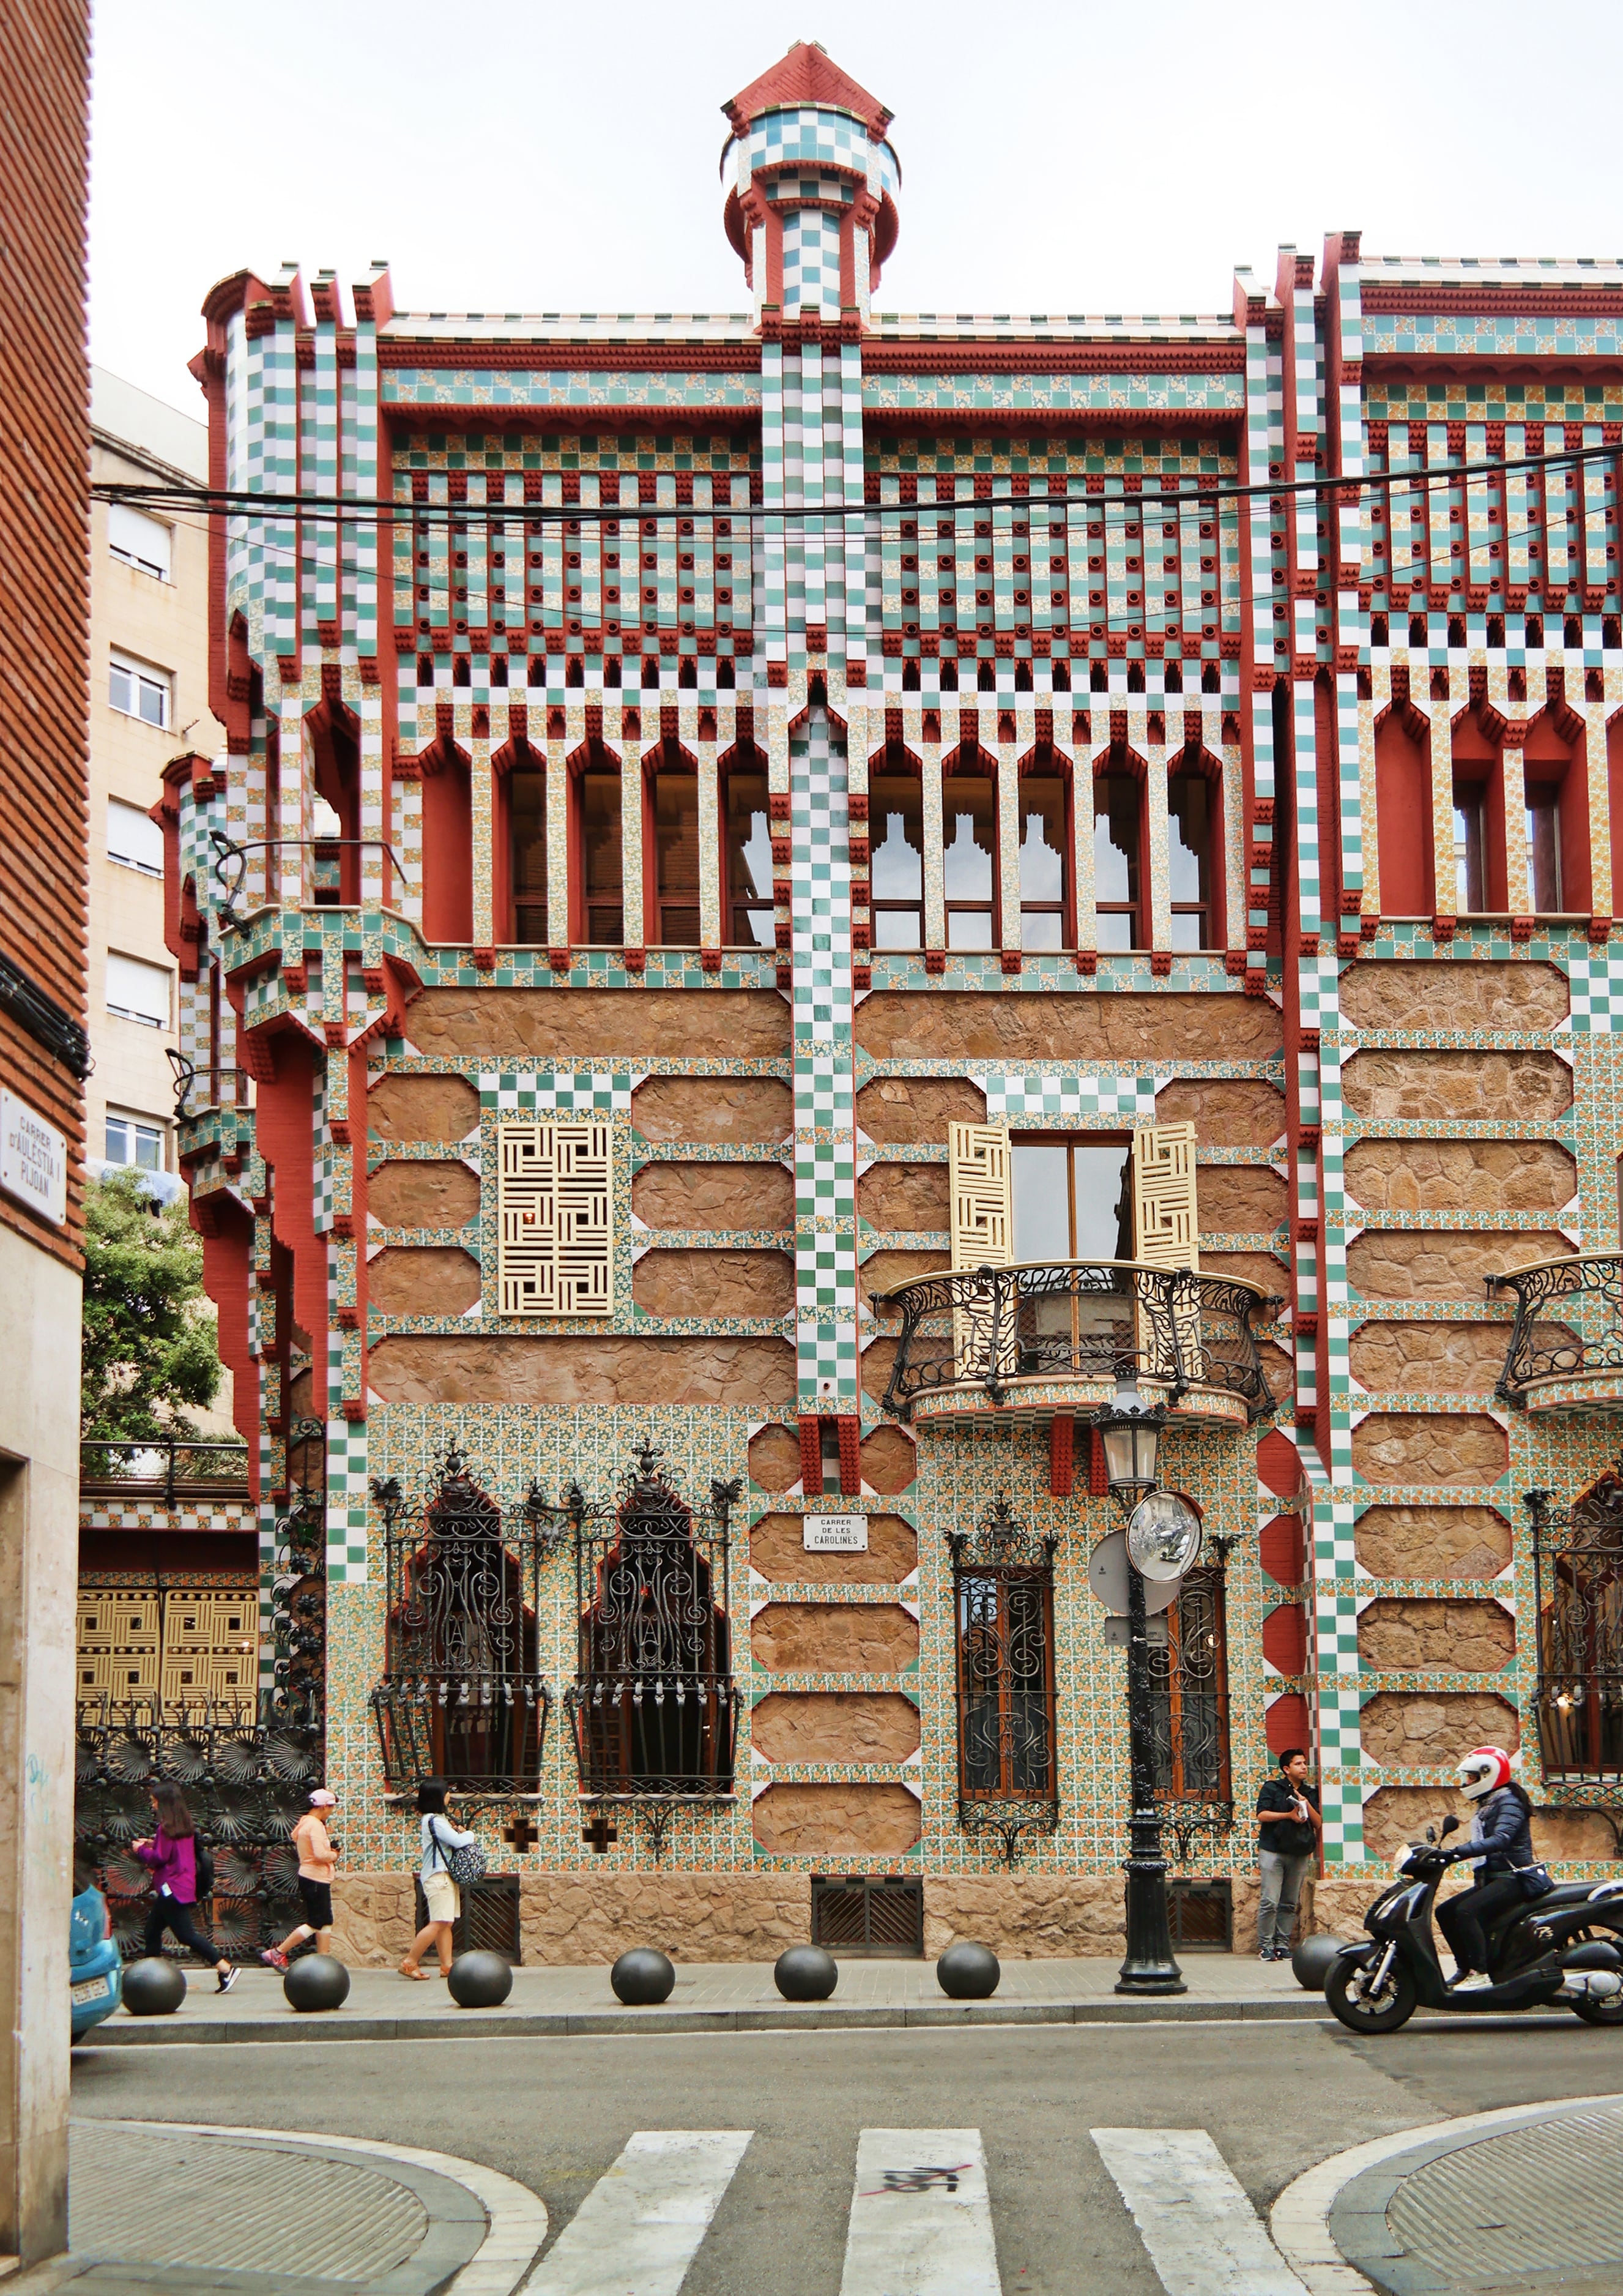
[811,1874,924,1958]
[1386,2102,1623,2285]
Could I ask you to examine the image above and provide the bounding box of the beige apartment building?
[89,368,223,1195]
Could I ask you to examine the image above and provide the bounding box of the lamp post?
[1093,1385,1187,1997]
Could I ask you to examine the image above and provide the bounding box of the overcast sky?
[91,0,1623,416]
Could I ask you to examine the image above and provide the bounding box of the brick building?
[0,0,91,2259]
[93,40,1623,1965]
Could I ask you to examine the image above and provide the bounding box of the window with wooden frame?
[1009,1135,1132,1263]
[951,1500,1058,1819]
[723,756,773,947]
[942,748,997,950]
[1093,764,1144,949]
[1521,701,1589,914]
[1168,756,1219,950]
[1017,757,1069,950]
[870,751,924,949]
[572,749,624,945]
[507,757,548,944]
[648,747,700,947]
[1452,709,1506,914]
[1148,1560,1231,1802]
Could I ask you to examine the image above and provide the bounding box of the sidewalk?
[82,1951,1333,2045]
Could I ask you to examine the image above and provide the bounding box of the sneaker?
[1450,1969,1493,1992]
[259,1948,289,1972]
[1271,1947,1293,1962]
[217,1966,238,1994]
[1258,1948,1276,1961]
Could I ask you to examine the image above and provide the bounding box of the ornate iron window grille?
[563,1446,741,1805]
[1491,1253,1623,1403]
[369,1448,555,1798]
[881,1261,1276,1421]
[1147,1564,1232,1822]
[269,1418,327,1729]
[1527,1474,1623,1783]
[948,1494,1059,1865]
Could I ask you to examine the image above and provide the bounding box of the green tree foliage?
[81,1172,223,1441]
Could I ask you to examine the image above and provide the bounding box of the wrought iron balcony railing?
[879,1260,1277,1423]
[370,1672,552,1799]
[1532,1673,1623,1783]
[80,1436,252,1503]
[1490,1253,1623,1408]
[566,1672,741,1800]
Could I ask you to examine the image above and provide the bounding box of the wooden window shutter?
[948,1122,1013,1269]
[1131,1122,1200,1270]
[498,1119,615,1316]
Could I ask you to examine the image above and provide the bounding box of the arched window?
[949,1496,1058,1862]
[507,758,548,944]
[1375,700,1433,915]
[1094,762,1143,949]
[1168,764,1217,950]
[1532,1474,1623,1781]
[943,748,996,950]
[648,745,699,946]
[571,745,623,945]
[870,746,924,949]
[723,751,773,947]
[1017,754,1069,950]
[419,738,474,943]
[1148,1562,1230,1802]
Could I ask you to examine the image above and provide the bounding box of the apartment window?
[579,768,623,945]
[510,764,548,944]
[1019,773,1067,949]
[1454,784,1487,912]
[107,797,163,877]
[870,764,924,949]
[725,767,773,947]
[1168,771,1214,950]
[652,769,700,947]
[1094,772,1142,949]
[1526,781,1563,912]
[1011,1136,1132,1262]
[104,1112,165,1171]
[943,766,997,950]
[107,503,172,581]
[105,951,171,1029]
[109,652,171,729]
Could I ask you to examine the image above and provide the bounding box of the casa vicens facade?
[89,40,1623,1962]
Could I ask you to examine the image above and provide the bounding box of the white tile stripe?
[103,2117,549,2295]
[529,2128,752,2296]
[1092,2127,1308,2295]
[840,2128,1001,2295]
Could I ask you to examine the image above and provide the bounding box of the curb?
[1269,2092,1623,2296]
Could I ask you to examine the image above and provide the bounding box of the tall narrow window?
[871,762,924,949]
[1094,771,1142,949]
[1168,770,1214,950]
[1148,1562,1230,1801]
[1532,1472,1623,1781]
[652,769,700,946]
[951,1498,1058,1855]
[1018,772,1068,949]
[1526,780,1562,912]
[510,764,548,944]
[580,768,623,945]
[1454,782,1487,911]
[1011,1136,1132,1261]
[943,763,996,949]
[725,766,773,947]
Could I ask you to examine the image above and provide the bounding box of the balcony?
[878,1261,1279,1429]
[80,1437,252,1504]
[1490,1253,1623,1414]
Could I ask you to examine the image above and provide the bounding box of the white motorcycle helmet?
[1455,1745,1513,1801]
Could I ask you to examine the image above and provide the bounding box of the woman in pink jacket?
[132,1783,237,1991]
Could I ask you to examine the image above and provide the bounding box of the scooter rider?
[1432,1745,1546,1992]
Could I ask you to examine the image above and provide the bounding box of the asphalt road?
[69,2013,1623,2292]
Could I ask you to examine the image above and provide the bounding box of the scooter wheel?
[1325,1955,1417,2035]
[1569,1994,1623,2027]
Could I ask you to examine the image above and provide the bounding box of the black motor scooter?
[1324,1813,1623,2034]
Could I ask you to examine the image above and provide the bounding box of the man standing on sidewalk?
[1257,1748,1322,1961]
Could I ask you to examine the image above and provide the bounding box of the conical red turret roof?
[722,41,892,140]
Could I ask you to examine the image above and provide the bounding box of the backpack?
[194,1841,216,1898]
[430,1817,486,1888]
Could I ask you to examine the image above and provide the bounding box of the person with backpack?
[132,1783,237,1991]
[399,1776,483,1980]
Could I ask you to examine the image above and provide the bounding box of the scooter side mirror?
[1439,1814,1459,1838]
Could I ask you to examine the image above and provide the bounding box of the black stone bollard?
[1291,1933,1344,1991]
[937,1941,1001,2000]
[447,1950,513,2008]
[773,1945,838,2002]
[121,1957,187,2016]
[611,1947,675,2005]
[283,1953,351,2012]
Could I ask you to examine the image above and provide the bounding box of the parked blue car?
[70,1879,122,2038]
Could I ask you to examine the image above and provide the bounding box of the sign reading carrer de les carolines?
[803,1513,868,1552]
[1,1089,68,1227]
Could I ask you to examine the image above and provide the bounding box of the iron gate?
[811,1874,924,1958]
[413,1871,522,1962]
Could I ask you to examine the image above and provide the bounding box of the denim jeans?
[1258,1849,1311,1952]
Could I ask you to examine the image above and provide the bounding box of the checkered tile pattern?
[1567,952,1623,1033]
[479,1071,635,1114]
[324,1417,369,1582]
[976,1072,1162,1121]
[792,709,858,1406]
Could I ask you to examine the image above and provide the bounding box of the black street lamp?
[1092,1384,1189,1997]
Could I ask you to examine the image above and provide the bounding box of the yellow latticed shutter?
[948,1122,1013,1270]
[499,1118,615,1316]
[1132,1123,1200,1270]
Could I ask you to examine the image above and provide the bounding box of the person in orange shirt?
[260,1787,339,1969]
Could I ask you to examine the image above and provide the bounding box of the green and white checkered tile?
[1567,950,1623,1033]
[976,1072,1161,1120]
[792,711,858,1404]
[480,1070,634,1113]
[324,1416,370,1582]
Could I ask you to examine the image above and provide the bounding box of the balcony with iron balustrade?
[1490,1253,1623,1414]
[878,1260,1279,1429]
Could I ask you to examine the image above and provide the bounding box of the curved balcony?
[1490,1252,1623,1413]
[878,1261,1279,1429]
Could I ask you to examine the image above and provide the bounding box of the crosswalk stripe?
[840,2128,1001,2295]
[527,2129,751,2296]
[1091,2128,1309,2296]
